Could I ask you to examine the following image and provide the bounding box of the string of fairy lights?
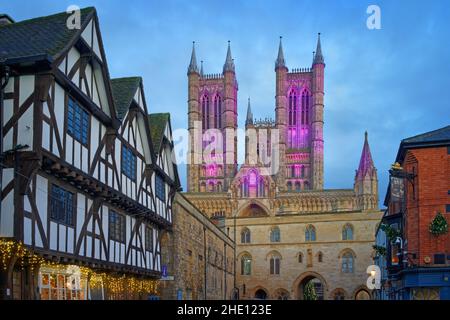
[0,239,159,297]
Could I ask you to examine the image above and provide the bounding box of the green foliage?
[429,212,448,236]
[380,223,401,241]
[304,281,318,300]
[372,245,386,256]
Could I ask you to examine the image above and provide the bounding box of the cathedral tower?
[274,34,324,192]
[187,41,238,192]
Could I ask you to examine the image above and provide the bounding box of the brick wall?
[403,146,450,267]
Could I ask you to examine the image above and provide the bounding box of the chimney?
[0,14,15,26]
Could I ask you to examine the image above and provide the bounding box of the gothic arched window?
[295,181,301,192]
[258,178,265,197]
[214,95,221,128]
[287,182,292,191]
[288,90,298,148]
[288,91,297,126]
[241,254,252,275]
[269,254,281,275]
[342,252,354,273]
[298,252,303,263]
[241,228,251,243]
[243,178,249,197]
[301,90,310,125]
[305,225,316,242]
[270,226,281,243]
[342,224,354,241]
[201,95,209,130]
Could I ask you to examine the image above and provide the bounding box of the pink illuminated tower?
[275,34,325,191]
[187,34,325,194]
[187,41,238,192]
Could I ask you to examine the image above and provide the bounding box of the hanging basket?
[429,212,448,236]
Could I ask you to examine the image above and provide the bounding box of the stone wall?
[160,193,235,300]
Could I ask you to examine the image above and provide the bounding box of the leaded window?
[121,145,136,181]
[155,174,166,201]
[109,211,125,243]
[50,185,74,226]
[67,98,89,145]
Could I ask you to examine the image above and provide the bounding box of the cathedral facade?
[184,35,383,300]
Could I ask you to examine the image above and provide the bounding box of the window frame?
[67,97,90,146]
[121,144,137,181]
[109,210,126,243]
[145,226,154,252]
[305,225,316,242]
[341,252,354,273]
[241,228,251,244]
[270,227,281,243]
[49,184,75,226]
[241,255,252,276]
[155,174,166,201]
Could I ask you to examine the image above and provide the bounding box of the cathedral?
[184,34,383,300]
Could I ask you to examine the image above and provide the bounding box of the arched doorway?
[254,289,267,300]
[296,275,325,300]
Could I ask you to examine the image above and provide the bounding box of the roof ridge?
[111,76,142,81]
[0,7,95,30]
[403,125,450,143]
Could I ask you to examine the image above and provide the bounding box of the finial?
[365,131,368,141]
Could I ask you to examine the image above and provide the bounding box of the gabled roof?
[0,7,94,62]
[396,125,450,162]
[148,113,170,153]
[148,113,181,189]
[402,125,450,145]
[110,77,142,120]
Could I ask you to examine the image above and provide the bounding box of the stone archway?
[238,201,270,218]
[354,289,371,300]
[293,271,328,300]
[352,285,371,300]
[254,288,268,300]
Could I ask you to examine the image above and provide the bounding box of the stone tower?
[354,131,378,210]
[187,41,238,192]
[274,34,324,192]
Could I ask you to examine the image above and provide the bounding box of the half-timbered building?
[0,7,179,300]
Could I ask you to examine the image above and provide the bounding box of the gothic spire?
[188,41,199,74]
[356,131,375,179]
[246,97,253,125]
[275,36,286,69]
[313,33,324,65]
[200,60,204,76]
[223,41,235,73]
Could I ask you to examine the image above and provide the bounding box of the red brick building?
[377,125,450,300]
